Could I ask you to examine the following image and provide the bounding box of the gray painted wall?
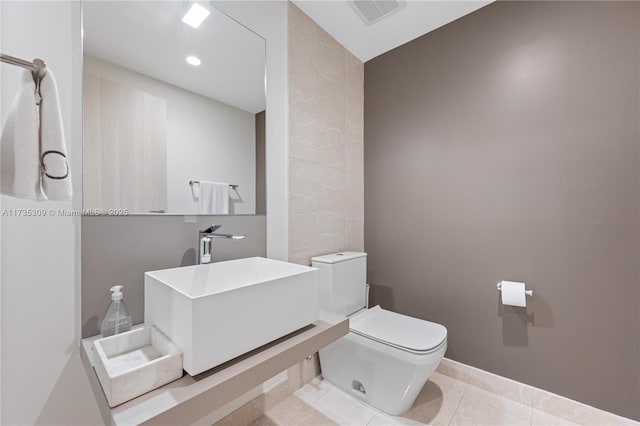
[364,1,639,420]
[82,215,266,338]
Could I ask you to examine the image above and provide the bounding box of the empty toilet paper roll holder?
[496,282,533,296]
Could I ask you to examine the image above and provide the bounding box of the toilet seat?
[349,306,447,354]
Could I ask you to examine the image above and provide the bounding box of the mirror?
[82,1,266,215]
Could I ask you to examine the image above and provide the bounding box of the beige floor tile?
[366,412,426,426]
[310,386,378,425]
[430,372,469,394]
[294,377,332,404]
[463,384,532,422]
[305,410,340,426]
[532,389,639,426]
[531,408,578,425]
[450,392,530,426]
[403,373,466,425]
[251,415,279,426]
[254,376,636,426]
[251,395,337,426]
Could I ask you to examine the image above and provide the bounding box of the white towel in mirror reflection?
[198,181,229,214]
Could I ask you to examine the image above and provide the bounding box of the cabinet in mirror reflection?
[82,1,266,215]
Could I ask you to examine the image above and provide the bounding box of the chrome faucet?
[198,225,246,264]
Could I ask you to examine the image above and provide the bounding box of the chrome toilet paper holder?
[496,282,533,296]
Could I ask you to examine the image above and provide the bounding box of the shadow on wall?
[33,352,103,425]
[368,283,396,310]
[181,248,196,266]
[497,290,555,347]
[82,316,100,339]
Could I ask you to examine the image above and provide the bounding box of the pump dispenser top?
[110,285,123,301]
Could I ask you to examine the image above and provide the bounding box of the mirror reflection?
[82,1,266,215]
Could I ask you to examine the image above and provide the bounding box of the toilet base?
[319,331,446,416]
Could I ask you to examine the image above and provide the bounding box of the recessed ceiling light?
[182,3,210,29]
[186,56,202,66]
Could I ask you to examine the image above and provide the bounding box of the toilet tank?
[311,252,367,316]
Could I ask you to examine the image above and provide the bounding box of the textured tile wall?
[287,3,364,265]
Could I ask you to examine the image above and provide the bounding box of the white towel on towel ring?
[198,181,229,215]
[0,68,72,201]
[1,70,43,200]
[39,67,72,201]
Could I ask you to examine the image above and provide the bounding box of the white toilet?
[313,251,447,416]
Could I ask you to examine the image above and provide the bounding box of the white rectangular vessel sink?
[145,257,319,376]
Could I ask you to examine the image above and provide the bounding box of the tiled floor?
[251,367,639,426]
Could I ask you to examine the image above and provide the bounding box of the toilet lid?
[349,306,447,354]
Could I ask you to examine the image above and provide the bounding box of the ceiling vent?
[348,0,407,25]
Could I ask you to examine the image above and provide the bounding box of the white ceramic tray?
[93,326,183,407]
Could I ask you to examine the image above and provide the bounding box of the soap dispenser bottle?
[101,285,132,337]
